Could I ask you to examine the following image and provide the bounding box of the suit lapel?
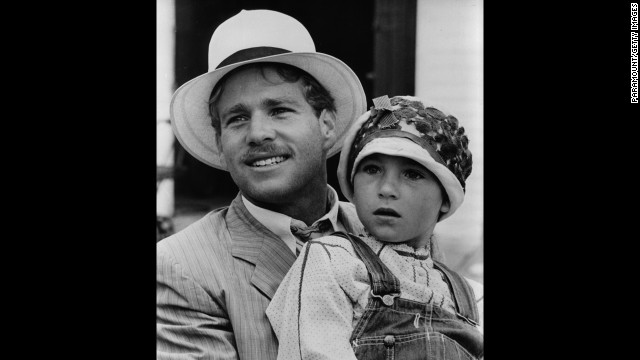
[227,194,296,300]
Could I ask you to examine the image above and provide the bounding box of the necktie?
[290,218,332,256]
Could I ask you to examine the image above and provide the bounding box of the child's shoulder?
[360,234,386,253]
[306,232,388,268]
[308,233,358,257]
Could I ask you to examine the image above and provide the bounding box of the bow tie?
[290,219,333,255]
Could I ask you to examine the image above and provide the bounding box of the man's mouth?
[248,155,288,167]
[373,208,401,217]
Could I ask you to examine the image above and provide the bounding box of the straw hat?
[170,9,367,170]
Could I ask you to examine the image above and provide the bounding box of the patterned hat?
[337,95,473,221]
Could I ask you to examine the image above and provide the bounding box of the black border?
[31,1,637,358]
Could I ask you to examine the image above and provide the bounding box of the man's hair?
[208,62,336,136]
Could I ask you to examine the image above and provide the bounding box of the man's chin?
[240,180,300,204]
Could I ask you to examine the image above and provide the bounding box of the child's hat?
[337,95,473,221]
[169,9,367,170]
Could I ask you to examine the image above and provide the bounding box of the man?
[157,9,367,360]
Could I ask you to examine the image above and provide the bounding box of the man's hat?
[170,9,367,170]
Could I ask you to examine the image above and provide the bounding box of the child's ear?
[319,109,337,151]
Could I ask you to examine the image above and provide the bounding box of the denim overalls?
[333,232,484,360]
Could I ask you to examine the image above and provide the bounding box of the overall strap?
[433,260,479,324]
[331,231,400,297]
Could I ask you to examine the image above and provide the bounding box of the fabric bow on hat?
[370,95,400,128]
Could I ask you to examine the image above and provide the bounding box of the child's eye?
[404,169,424,180]
[361,164,381,175]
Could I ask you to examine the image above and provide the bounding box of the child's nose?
[378,174,398,199]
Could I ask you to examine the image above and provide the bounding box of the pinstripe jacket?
[157,192,366,360]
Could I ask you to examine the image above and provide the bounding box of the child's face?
[352,153,450,249]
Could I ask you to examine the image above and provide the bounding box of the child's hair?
[337,95,473,221]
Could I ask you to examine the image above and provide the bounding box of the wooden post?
[372,0,417,97]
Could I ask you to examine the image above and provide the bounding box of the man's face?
[216,66,336,206]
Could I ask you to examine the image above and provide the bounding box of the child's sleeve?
[267,239,358,360]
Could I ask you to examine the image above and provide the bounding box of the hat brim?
[337,111,464,222]
[170,52,367,170]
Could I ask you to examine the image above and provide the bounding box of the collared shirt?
[242,185,346,254]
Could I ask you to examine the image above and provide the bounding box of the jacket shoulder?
[157,207,231,258]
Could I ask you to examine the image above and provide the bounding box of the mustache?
[240,144,290,162]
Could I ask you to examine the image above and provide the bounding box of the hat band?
[356,129,446,167]
[216,46,291,69]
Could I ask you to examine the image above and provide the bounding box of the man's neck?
[242,186,329,226]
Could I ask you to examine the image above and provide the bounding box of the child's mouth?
[373,208,400,217]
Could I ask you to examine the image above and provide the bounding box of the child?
[266,95,483,359]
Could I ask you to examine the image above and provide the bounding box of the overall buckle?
[370,290,400,306]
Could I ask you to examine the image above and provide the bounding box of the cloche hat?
[337,95,473,221]
[170,9,367,170]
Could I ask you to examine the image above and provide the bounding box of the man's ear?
[215,134,227,167]
[319,109,337,151]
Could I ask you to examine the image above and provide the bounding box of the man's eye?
[271,107,291,116]
[225,115,247,126]
[404,169,424,180]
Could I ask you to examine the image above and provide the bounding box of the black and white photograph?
[156,0,484,358]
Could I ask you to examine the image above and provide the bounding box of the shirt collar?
[241,185,341,251]
[322,185,341,230]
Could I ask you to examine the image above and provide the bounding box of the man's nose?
[246,115,275,145]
